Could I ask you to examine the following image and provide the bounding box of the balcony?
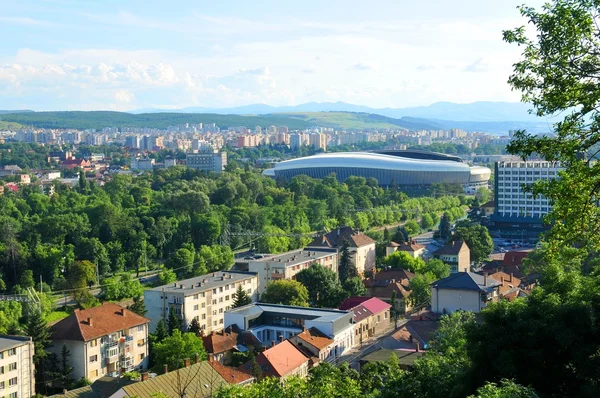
[271,273,285,280]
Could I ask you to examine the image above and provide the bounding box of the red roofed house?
[501,251,530,278]
[209,361,254,386]
[60,158,92,171]
[50,303,150,382]
[385,240,426,258]
[432,240,470,274]
[363,268,416,313]
[289,327,336,364]
[202,328,239,365]
[340,297,392,347]
[308,226,376,275]
[240,340,309,381]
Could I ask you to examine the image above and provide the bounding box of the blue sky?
[0,0,545,111]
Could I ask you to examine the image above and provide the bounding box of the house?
[358,348,424,371]
[50,303,150,382]
[308,226,376,275]
[0,165,22,176]
[385,240,426,258]
[432,240,470,273]
[201,326,243,365]
[488,271,521,296]
[225,303,354,356]
[209,361,254,386]
[247,248,337,294]
[0,335,35,398]
[363,268,415,313]
[288,327,336,363]
[340,297,392,346]
[431,272,501,314]
[481,200,495,217]
[144,271,259,334]
[60,158,92,170]
[389,313,440,350]
[19,174,30,185]
[239,340,309,381]
[113,361,229,398]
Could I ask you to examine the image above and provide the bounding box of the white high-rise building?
[493,160,562,224]
[0,335,35,398]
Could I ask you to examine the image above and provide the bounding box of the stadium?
[262,151,491,188]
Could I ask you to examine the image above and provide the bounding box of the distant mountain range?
[131,101,543,123]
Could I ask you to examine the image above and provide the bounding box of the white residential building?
[144,271,259,334]
[0,335,34,398]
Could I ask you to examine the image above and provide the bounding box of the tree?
[475,187,491,204]
[128,295,147,316]
[25,308,52,392]
[257,225,290,253]
[342,276,366,297]
[503,0,600,249]
[167,307,181,335]
[469,380,539,398]
[383,228,391,242]
[153,319,168,344]
[424,258,451,280]
[232,284,252,308]
[421,213,434,230]
[188,318,201,336]
[167,247,195,275]
[152,330,207,371]
[393,226,409,243]
[384,251,426,273]
[19,269,35,289]
[101,273,144,301]
[390,290,399,327]
[158,268,177,285]
[66,260,99,308]
[451,224,493,263]
[439,212,452,240]
[296,264,347,308]
[408,273,436,306]
[59,344,74,387]
[338,239,358,285]
[261,280,309,307]
[404,220,421,236]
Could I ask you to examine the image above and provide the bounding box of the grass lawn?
[46,310,70,323]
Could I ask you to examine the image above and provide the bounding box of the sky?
[0,0,546,111]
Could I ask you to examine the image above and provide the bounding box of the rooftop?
[51,303,150,342]
[433,240,469,256]
[241,340,308,378]
[293,327,334,350]
[248,248,337,269]
[227,303,351,324]
[431,272,501,293]
[339,296,391,314]
[308,226,376,249]
[0,335,32,352]
[148,271,257,296]
[386,241,426,251]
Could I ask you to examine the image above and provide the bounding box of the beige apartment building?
[247,248,338,294]
[433,240,471,273]
[144,271,259,334]
[0,336,34,398]
[50,303,150,382]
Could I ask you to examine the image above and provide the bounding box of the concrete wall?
[354,243,376,274]
[431,288,483,314]
[457,249,470,272]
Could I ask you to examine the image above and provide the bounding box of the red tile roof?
[387,241,425,251]
[339,296,370,310]
[242,340,308,378]
[433,240,469,256]
[209,362,253,385]
[308,226,375,249]
[350,304,373,323]
[294,327,334,350]
[340,296,391,315]
[202,329,238,354]
[502,251,530,267]
[51,303,149,342]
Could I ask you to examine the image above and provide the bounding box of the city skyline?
[2,0,545,111]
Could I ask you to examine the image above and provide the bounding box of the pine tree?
[154,319,168,343]
[128,295,147,316]
[390,290,399,328]
[232,284,252,308]
[188,318,202,336]
[25,308,52,392]
[167,307,181,336]
[249,351,263,381]
[60,344,73,387]
[383,228,391,242]
[439,213,451,240]
[338,240,358,285]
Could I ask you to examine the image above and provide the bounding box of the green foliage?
[451,224,493,263]
[101,273,144,301]
[0,301,22,334]
[152,330,207,371]
[342,276,366,297]
[408,273,436,306]
[420,213,434,230]
[468,380,539,398]
[188,317,201,336]
[167,307,181,335]
[122,371,141,381]
[261,280,309,307]
[296,263,347,308]
[404,220,421,236]
[128,295,147,316]
[153,319,168,343]
[439,213,451,240]
[158,268,177,285]
[232,284,252,308]
[338,240,358,285]
[475,187,491,204]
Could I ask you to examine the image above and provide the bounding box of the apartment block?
[144,271,259,334]
[247,248,338,294]
[0,336,34,398]
[185,152,227,173]
[492,160,562,227]
[50,303,150,382]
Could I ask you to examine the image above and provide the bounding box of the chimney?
[194,352,200,364]
[141,372,149,381]
[484,275,487,286]
[63,389,68,395]
[208,354,214,363]
[173,282,177,287]
[184,358,191,368]
[163,364,168,374]
[510,273,513,283]
[120,308,126,316]
[87,317,93,326]
[500,276,504,284]
[271,341,275,347]
[415,342,420,352]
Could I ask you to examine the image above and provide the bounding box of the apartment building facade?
[144,271,259,334]
[185,152,227,173]
[492,160,562,227]
[50,303,150,382]
[247,248,338,294]
[0,336,34,398]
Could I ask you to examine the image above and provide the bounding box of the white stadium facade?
[262,151,491,188]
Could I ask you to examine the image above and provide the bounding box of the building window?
[140,353,145,361]
[90,339,98,347]
[219,297,223,303]
[212,310,217,316]
[8,362,16,371]
[137,325,144,332]
[90,355,98,363]
[212,299,217,305]
[194,305,199,311]
[225,295,230,301]
[7,348,16,356]
[201,303,205,308]
[202,314,206,319]
[213,321,217,326]
[137,339,145,347]
[0,366,4,374]
[219,287,223,293]
[0,381,4,390]
[213,289,217,294]
[10,392,18,398]
[193,294,198,300]
[8,377,17,386]
[219,319,224,324]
